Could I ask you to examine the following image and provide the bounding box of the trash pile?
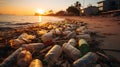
[0,20,120,67]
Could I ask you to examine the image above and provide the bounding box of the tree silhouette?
[74,1,81,10]
[66,1,81,16]
[66,6,80,16]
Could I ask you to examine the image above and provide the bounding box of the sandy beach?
[0,16,120,66]
[61,16,120,61]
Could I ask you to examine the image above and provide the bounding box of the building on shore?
[98,0,120,12]
[83,6,99,16]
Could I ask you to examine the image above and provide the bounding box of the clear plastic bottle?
[73,52,99,67]
[65,31,76,39]
[29,59,43,67]
[67,38,77,47]
[41,32,53,46]
[55,28,62,35]
[22,43,45,53]
[62,43,82,60]
[45,45,62,65]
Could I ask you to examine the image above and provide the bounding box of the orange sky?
[0,6,35,15]
[0,0,99,15]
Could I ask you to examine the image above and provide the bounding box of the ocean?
[0,15,64,27]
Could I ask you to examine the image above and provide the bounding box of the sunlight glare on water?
[0,15,64,27]
[38,16,42,22]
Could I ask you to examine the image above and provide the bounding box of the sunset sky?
[0,0,102,15]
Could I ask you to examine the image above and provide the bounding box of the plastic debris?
[22,43,45,53]
[29,59,43,67]
[0,47,23,67]
[73,52,99,67]
[62,43,82,60]
[65,31,76,39]
[76,34,91,42]
[62,31,72,36]
[67,38,77,47]
[9,33,36,49]
[45,45,62,65]
[78,39,90,55]
[17,50,32,67]
[0,20,120,67]
[41,32,53,46]
[37,29,48,35]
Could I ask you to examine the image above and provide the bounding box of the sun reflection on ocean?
[38,16,42,22]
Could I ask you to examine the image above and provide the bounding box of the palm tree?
[74,1,81,10]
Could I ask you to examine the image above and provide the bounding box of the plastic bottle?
[55,28,62,35]
[65,31,76,39]
[41,32,53,46]
[62,43,82,60]
[67,38,77,47]
[73,52,99,67]
[17,50,32,67]
[76,34,91,42]
[9,39,26,48]
[50,28,62,36]
[9,33,36,48]
[45,45,62,65]
[29,59,43,67]
[62,31,72,36]
[0,47,23,67]
[78,39,89,55]
[22,43,45,53]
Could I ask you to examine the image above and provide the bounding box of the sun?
[36,9,45,14]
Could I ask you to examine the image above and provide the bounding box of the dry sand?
[62,16,120,61]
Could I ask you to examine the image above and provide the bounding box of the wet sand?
[62,16,120,61]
